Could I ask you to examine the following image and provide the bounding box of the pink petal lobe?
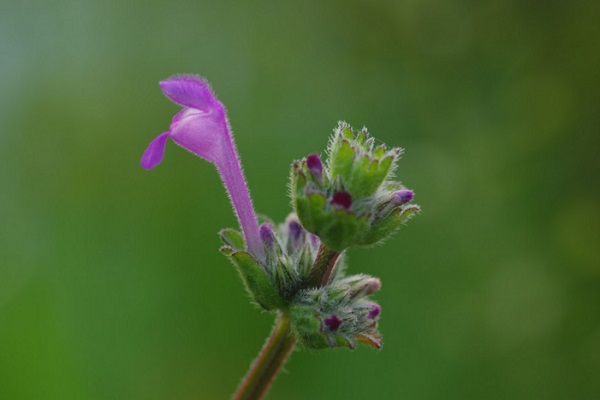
[168,109,224,164]
[141,132,170,170]
[160,75,217,111]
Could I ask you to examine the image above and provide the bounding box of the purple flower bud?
[366,278,381,293]
[398,189,414,204]
[306,153,323,182]
[348,276,381,299]
[331,191,352,210]
[288,219,302,241]
[142,75,264,261]
[388,190,414,207]
[324,315,343,331]
[287,217,303,249]
[259,223,275,249]
[368,304,381,319]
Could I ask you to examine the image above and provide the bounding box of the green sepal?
[330,139,355,181]
[341,125,354,139]
[307,193,327,227]
[360,204,421,246]
[318,209,370,252]
[373,145,386,158]
[398,204,421,224]
[350,156,386,198]
[219,228,245,251]
[294,196,313,232]
[290,162,307,199]
[222,249,285,311]
[346,154,371,197]
[359,209,403,246]
[289,305,332,349]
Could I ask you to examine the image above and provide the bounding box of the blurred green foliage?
[1,0,599,399]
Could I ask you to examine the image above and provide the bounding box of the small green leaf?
[219,228,245,250]
[228,251,285,310]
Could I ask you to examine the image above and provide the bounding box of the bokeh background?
[1,0,599,399]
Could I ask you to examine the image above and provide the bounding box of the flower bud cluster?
[220,214,321,310]
[290,274,383,349]
[220,214,384,349]
[290,122,420,251]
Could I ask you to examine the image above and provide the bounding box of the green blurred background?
[1,0,599,398]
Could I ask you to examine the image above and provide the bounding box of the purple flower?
[142,75,264,261]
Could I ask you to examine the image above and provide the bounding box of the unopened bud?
[331,191,352,210]
[380,189,415,216]
[306,153,323,183]
[397,189,414,204]
[324,315,343,331]
[348,276,381,299]
[260,223,275,250]
[368,304,381,319]
[286,217,304,250]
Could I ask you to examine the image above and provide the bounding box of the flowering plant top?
[141,75,420,400]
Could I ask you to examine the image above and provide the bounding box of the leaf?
[219,228,245,250]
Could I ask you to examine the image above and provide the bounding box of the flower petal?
[160,75,217,111]
[141,132,170,170]
[168,108,224,164]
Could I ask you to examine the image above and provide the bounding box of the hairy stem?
[307,244,341,287]
[232,312,297,400]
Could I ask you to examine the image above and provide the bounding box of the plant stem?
[232,312,297,400]
[307,244,341,287]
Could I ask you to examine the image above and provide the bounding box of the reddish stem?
[232,312,297,400]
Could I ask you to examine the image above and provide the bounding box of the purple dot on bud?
[368,304,381,319]
[331,191,352,210]
[398,189,414,204]
[306,153,323,181]
[260,223,274,248]
[324,315,343,331]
